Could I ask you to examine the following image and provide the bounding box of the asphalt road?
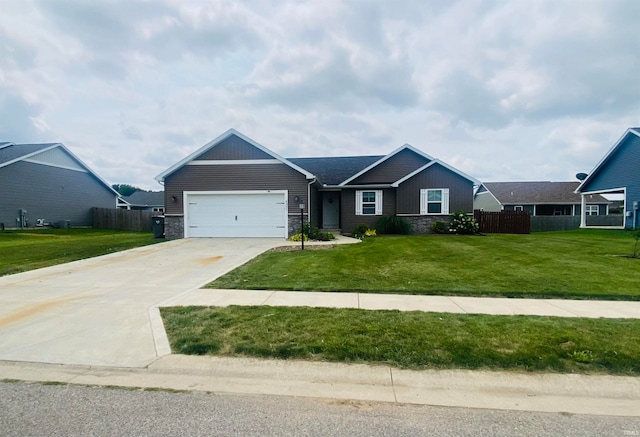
[1,382,638,437]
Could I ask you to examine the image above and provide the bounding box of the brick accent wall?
[288,214,304,237]
[164,215,184,240]
[403,215,452,234]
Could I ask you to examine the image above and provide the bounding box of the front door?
[322,192,340,229]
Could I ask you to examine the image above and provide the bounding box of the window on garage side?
[586,205,599,216]
[420,189,449,214]
[356,190,383,215]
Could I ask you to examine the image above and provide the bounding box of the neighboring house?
[474,181,610,216]
[576,127,640,229]
[155,129,479,239]
[0,142,119,228]
[118,191,165,213]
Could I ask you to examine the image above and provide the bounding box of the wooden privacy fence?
[92,207,153,232]
[473,210,531,234]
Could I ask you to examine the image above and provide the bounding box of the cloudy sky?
[1,0,638,190]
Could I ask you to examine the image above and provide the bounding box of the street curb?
[1,356,638,417]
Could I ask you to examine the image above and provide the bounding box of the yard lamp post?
[299,203,305,250]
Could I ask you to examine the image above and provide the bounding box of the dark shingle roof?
[0,143,58,166]
[124,191,164,206]
[288,156,383,185]
[483,181,609,204]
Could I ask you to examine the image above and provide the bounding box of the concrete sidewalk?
[164,289,640,319]
[1,355,638,417]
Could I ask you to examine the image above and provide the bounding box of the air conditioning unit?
[35,218,45,227]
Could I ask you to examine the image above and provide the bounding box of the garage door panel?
[186,192,286,238]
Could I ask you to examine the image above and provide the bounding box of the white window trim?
[420,188,449,215]
[514,205,523,212]
[585,205,599,216]
[355,190,383,215]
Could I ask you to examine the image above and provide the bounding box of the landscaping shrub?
[448,211,479,235]
[375,215,412,235]
[352,224,372,238]
[431,221,447,234]
[288,223,335,242]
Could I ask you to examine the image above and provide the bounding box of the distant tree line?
[112,184,143,196]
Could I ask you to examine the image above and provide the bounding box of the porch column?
[580,194,587,228]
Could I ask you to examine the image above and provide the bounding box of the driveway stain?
[0,296,87,328]
[200,256,223,265]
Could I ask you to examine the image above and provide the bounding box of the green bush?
[431,221,447,234]
[375,215,412,235]
[288,223,335,242]
[448,211,479,235]
[352,224,370,237]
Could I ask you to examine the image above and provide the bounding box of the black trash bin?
[152,216,165,238]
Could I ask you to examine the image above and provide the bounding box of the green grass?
[160,306,640,375]
[209,230,640,300]
[0,228,162,276]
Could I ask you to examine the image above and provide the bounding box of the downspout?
[307,177,316,226]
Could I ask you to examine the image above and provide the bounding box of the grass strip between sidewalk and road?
[208,230,640,300]
[160,306,640,375]
[0,228,162,276]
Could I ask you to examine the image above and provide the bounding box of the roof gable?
[340,144,434,186]
[483,181,609,204]
[392,159,480,187]
[0,143,59,167]
[576,128,640,193]
[155,129,314,182]
[0,142,118,196]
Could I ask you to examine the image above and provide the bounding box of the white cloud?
[0,0,638,190]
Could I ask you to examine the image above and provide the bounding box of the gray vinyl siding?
[396,163,474,214]
[350,149,429,184]
[581,133,640,223]
[0,161,116,227]
[164,163,308,215]
[341,188,396,233]
[194,135,274,160]
[473,192,502,211]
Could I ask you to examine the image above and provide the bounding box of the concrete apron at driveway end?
[0,238,285,368]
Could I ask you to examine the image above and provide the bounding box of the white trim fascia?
[186,159,281,165]
[579,186,626,196]
[23,158,89,173]
[55,144,120,196]
[0,144,60,169]
[474,186,502,206]
[336,184,392,189]
[0,143,119,196]
[339,143,435,186]
[183,190,288,239]
[0,142,15,150]
[575,128,640,193]
[156,128,315,182]
[391,159,480,187]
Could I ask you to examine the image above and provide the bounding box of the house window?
[152,207,165,213]
[356,190,382,215]
[420,189,449,215]
[586,205,599,216]
[514,205,523,212]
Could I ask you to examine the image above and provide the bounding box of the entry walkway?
[165,289,640,319]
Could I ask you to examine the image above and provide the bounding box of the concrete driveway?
[0,238,283,368]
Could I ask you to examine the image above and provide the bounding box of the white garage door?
[185,191,287,238]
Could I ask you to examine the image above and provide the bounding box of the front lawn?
[0,228,162,276]
[209,230,640,300]
[161,306,640,375]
